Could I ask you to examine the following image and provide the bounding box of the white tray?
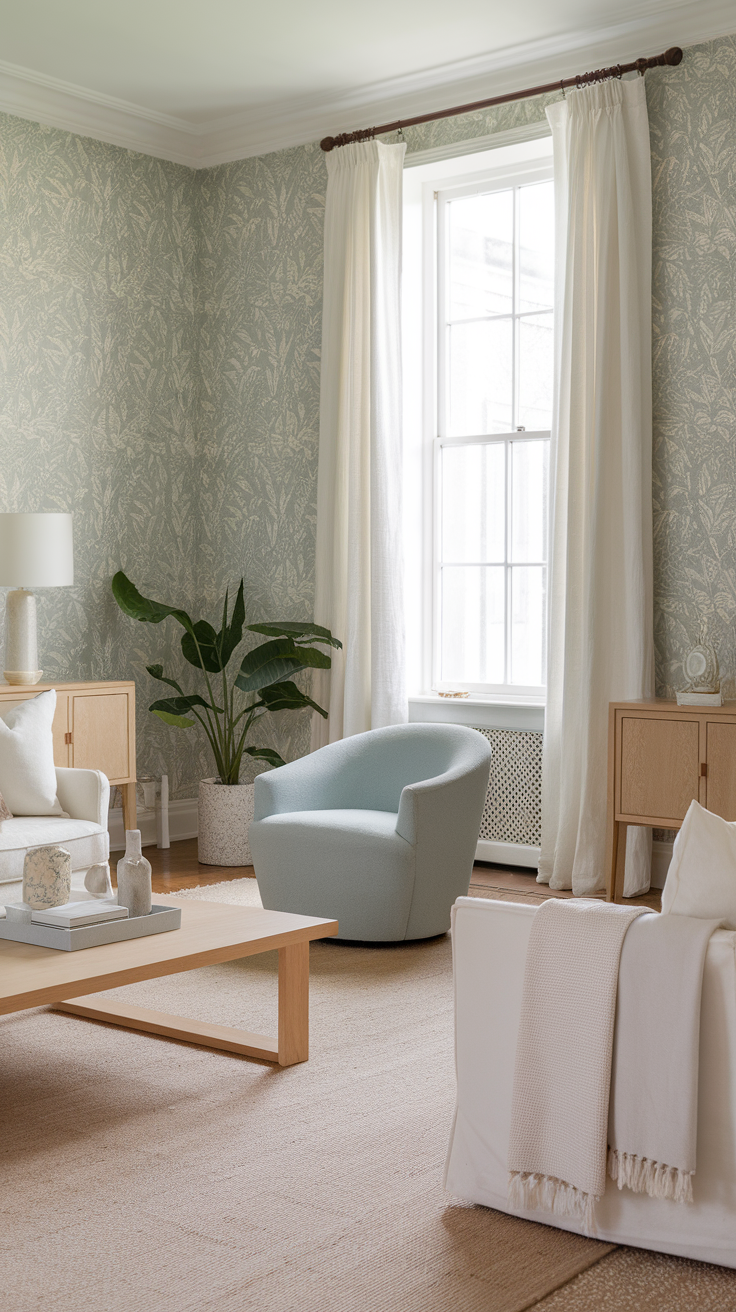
[0,904,181,951]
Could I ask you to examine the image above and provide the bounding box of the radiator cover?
[474,727,542,847]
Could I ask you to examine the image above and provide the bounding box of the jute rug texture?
[2,877,735,1310]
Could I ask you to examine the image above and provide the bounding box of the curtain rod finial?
[664,47,683,66]
[321,137,335,152]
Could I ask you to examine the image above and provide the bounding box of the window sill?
[408,694,545,732]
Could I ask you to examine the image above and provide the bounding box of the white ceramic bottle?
[116,830,152,918]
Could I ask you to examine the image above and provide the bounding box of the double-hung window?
[403,141,554,702]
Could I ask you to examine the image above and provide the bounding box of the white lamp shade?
[0,513,74,588]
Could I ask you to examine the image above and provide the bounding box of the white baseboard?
[475,838,540,869]
[108,797,198,851]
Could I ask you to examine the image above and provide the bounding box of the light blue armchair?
[249,723,492,942]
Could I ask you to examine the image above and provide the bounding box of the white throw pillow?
[661,799,736,928]
[0,690,65,816]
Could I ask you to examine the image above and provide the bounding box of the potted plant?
[111,572,340,866]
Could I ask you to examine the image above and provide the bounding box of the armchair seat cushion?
[250,809,415,941]
[0,817,108,884]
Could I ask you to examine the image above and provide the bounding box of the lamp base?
[4,589,41,687]
[3,669,43,686]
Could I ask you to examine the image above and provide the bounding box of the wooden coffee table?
[0,897,338,1067]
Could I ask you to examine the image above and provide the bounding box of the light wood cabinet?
[0,680,137,831]
[607,699,736,901]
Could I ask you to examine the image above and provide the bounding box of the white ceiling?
[0,0,731,165]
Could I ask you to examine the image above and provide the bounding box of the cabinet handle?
[700,762,707,777]
[65,732,72,745]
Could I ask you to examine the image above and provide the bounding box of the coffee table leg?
[278,941,309,1066]
[52,941,312,1067]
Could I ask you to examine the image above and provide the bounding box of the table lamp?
[0,513,74,685]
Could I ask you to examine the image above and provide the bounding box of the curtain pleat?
[311,141,407,747]
[538,78,654,896]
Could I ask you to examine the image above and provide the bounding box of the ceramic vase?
[22,844,72,909]
[198,779,254,867]
[117,830,152,918]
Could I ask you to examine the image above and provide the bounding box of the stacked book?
[31,901,129,928]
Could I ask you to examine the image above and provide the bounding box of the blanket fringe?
[607,1149,693,1203]
[508,1171,598,1235]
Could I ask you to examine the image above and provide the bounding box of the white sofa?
[445,897,736,1268]
[0,767,109,885]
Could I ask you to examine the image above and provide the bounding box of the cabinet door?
[52,692,71,767]
[71,693,131,782]
[705,721,736,820]
[619,716,700,821]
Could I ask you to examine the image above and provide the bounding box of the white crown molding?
[0,0,733,169]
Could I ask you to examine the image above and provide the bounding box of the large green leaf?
[179,582,246,672]
[247,620,342,649]
[146,664,184,696]
[234,638,330,693]
[219,580,245,666]
[256,680,328,718]
[152,710,195,729]
[150,695,221,715]
[180,620,221,672]
[112,572,195,636]
[242,746,286,769]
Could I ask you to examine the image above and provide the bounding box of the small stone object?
[117,830,152,918]
[84,862,114,899]
[22,845,72,910]
[5,902,32,923]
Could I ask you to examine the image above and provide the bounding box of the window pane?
[511,440,548,563]
[448,189,513,319]
[518,313,553,430]
[510,566,545,685]
[442,443,505,563]
[448,319,512,436]
[441,565,504,684]
[519,181,555,313]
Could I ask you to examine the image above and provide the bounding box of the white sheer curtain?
[311,140,407,748]
[538,77,654,897]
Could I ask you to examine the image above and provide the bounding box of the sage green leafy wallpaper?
[0,118,205,798]
[0,34,734,799]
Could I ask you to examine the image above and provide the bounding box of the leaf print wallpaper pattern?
[0,35,734,801]
[0,116,205,799]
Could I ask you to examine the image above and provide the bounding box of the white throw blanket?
[608,910,720,1202]
[507,899,647,1231]
[507,899,720,1233]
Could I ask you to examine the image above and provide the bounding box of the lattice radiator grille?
[474,727,543,846]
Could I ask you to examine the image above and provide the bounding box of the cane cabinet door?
[619,715,700,823]
[71,693,131,783]
[52,693,71,767]
[705,721,736,821]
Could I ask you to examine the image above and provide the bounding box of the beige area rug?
[3,877,735,1311]
[1,877,612,1312]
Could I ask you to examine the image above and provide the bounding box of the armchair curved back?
[254,722,489,819]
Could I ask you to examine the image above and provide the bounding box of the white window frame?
[403,141,554,704]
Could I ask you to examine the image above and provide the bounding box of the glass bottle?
[117,830,152,918]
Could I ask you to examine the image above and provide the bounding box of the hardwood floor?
[469,862,662,910]
[116,838,256,894]
[129,839,662,908]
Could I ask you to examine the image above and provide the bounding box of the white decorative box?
[0,904,181,951]
[676,691,723,706]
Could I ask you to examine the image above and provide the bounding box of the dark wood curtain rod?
[320,46,682,151]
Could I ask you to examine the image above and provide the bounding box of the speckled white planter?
[197,779,254,867]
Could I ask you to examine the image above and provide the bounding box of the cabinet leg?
[121,781,137,834]
[608,821,628,904]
